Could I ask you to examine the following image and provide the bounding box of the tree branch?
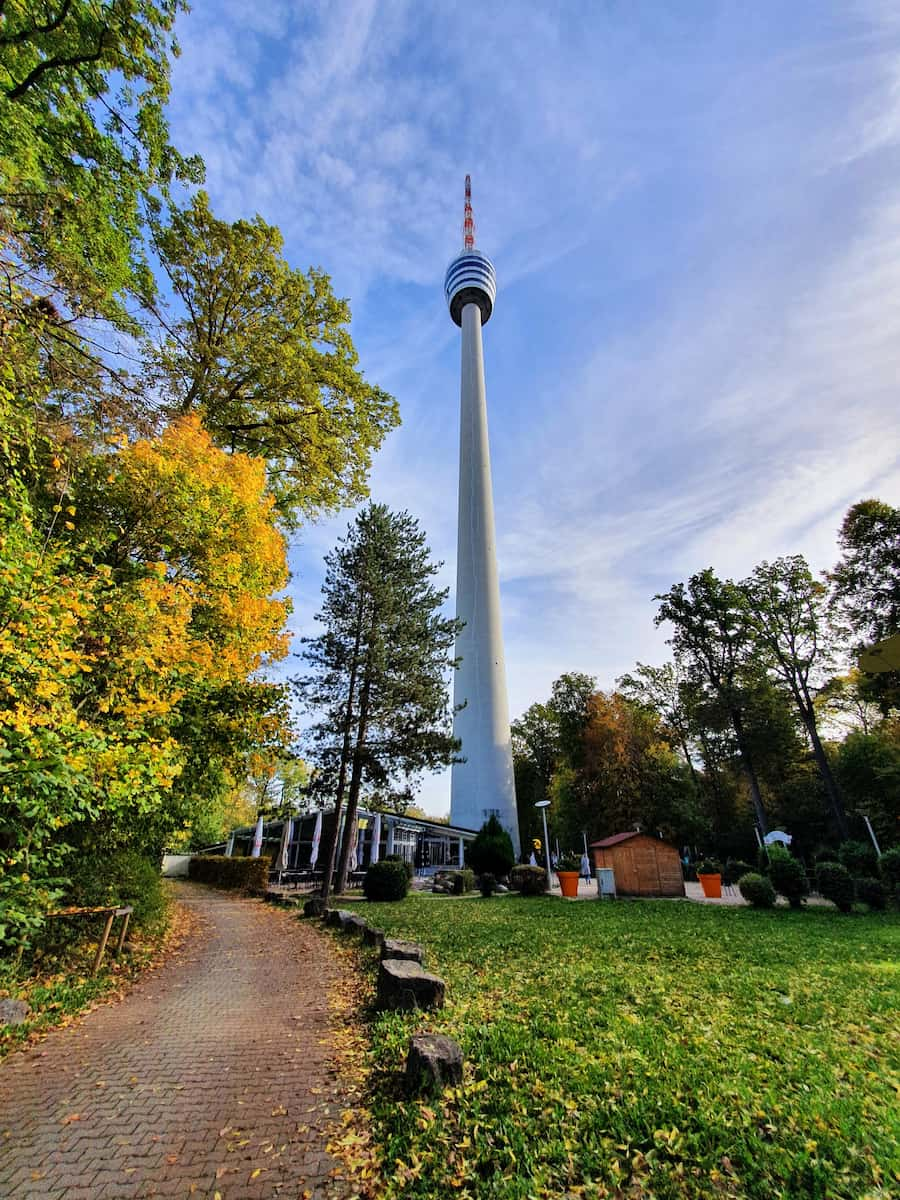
[0,0,73,46]
[6,28,109,100]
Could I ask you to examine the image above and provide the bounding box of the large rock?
[344,914,368,936]
[325,908,355,929]
[405,1033,463,1094]
[381,937,424,964]
[303,896,327,918]
[363,925,385,949]
[377,960,445,1011]
[0,999,30,1027]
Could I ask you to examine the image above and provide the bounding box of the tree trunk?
[335,656,373,895]
[318,612,363,905]
[797,684,850,840]
[730,708,768,835]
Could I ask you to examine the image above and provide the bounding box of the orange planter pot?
[698,873,722,899]
[557,871,580,898]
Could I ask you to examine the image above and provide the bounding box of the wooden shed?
[590,832,685,897]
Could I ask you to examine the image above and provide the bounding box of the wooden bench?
[45,906,134,975]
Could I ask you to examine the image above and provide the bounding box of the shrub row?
[188,855,270,892]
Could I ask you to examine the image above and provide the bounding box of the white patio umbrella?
[250,814,264,858]
[348,818,359,872]
[370,812,382,865]
[225,832,235,858]
[278,818,293,872]
[309,810,323,867]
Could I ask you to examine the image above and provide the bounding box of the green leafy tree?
[829,499,900,713]
[468,815,515,878]
[741,556,849,838]
[655,570,769,835]
[146,193,400,525]
[1,0,203,327]
[295,504,462,900]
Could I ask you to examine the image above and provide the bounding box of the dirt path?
[0,884,357,1199]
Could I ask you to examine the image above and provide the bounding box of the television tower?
[444,177,520,857]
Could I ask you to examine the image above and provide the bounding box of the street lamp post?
[535,801,552,883]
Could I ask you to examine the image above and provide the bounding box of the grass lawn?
[343,895,899,1199]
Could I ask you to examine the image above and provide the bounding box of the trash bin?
[596,867,616,899]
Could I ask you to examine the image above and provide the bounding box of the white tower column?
[444,178,520,857]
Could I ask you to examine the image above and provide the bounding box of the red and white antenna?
[463,174,475,249]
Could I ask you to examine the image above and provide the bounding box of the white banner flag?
[309,810,323,867]
[278,818,293,871]
[250,815,264,858]
[370,812,382,865]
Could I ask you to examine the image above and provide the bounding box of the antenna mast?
[463,174,475,249]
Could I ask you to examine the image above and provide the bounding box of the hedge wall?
[188,855,271,892]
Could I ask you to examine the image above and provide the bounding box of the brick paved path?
[0,884,356,1199]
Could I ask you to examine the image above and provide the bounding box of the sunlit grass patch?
[345,896,900,1199]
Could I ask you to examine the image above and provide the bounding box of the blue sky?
[166,1,900,816]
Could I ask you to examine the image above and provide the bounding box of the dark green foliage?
[478,873,497,898]
[816,862,855,913]
[449,869,475,895]
[467,816,515,878]
[879,846,900,896]
[838,840,878,878]
[696,859,722,876]
[723,859,755,886]
[64,850,166,930]
[766,845,809,909]
[556,852,581,873]
[187,855,270,892]
[363,860,409,902]
[738,873,776,908]
[510,865,549,895]
[854,877,886,910]
[385,854,414,882]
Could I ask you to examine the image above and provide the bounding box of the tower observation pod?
[444,177,521,858]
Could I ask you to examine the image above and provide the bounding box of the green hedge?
[816,861,854,913]
[364,860,409,902]
[738,873,776,909]
[510,865,548,895]
[188,855,270,892]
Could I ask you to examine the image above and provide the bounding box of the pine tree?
[294,504,462,900]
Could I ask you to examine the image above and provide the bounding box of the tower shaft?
[450,301,520,855]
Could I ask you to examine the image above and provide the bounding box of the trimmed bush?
[696,859,722,876]
[478,873,497,898]
[855,876,886,911]
[878,846,900,898]
[510,865,549,896]
[766,846,809,909]
[65,849,167,931]
[449,869,475,895]
[364,860,409,902]
[816,862,855,913]
[468,816,515,878]
[723,859,755,887]
[188,855,270,892]
[838,840,878,878]
[384,854,414,882]
[738,873,776,909]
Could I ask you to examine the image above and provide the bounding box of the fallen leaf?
[61,1113,81,1125]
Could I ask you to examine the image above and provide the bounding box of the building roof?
[589,832,644,849]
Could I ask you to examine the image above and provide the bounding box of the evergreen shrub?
[363,860,409,902]
[838,840,878,878]
[738,873,776,908]
[449,869,475,895]
[877,846,900,897]
[696,859,722,876]
[815,862,855,913]
[467,816,515,878]
[384,854,414,881]
[478,872,497,898]
[723,859,755,886]
[766,846,809,909]
[188,855,270,892]
[855,876,886,911]
[510,865,549,896]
